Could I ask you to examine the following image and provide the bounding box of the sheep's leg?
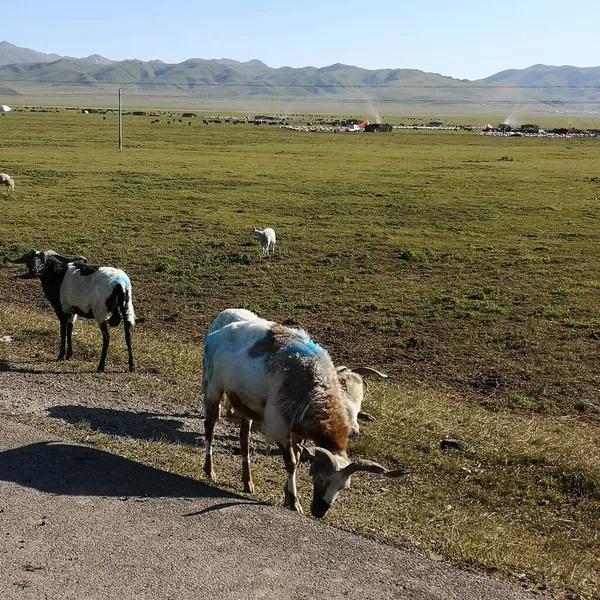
[203,400,220,482]
[65,314,76,360]
[240,417,254,493]
[58,317,68,361]
[97,321,110,373]
[279,442,303,513]
[124,319,135,373]
[291,436,302,465]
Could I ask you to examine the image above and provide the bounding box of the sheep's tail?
[120,283,136,327]
[107,282,135,328]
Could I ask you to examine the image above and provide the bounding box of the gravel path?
[0,365,541,599]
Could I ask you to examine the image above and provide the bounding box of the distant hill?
[475,64,600,104]
[81,54,114,65]
[0,41,62,66]
[0,42,598,109]
[0,41,113,66]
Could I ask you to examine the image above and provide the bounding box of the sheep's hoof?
[284,491,303,513]
[204,465,216,482]
[96,366,105,374]
[65,354,73,361]
[243,481,255,494]
[287,499,303,514]
[128,364,136,373]
[57,355,65,362]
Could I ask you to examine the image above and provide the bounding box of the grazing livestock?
[0,173,15,193]
[207,308,386,432]
[251,227,276,255]
[335,365,388,436]
[206,308,267,417]
[202,319,402,517]
[6,249,135,373]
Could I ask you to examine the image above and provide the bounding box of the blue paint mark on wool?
[110,273,131,289]
[286,337,324,358]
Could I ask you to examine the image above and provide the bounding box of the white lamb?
[251,227,276,255]
[0,173,15,193]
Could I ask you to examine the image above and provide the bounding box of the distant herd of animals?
[2,172,402,517]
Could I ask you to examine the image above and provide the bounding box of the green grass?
[1,110,600,598]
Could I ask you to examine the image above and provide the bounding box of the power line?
[2,79,600,89]
[11,93,600,104]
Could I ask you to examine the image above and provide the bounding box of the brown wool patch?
[247,324,287,360]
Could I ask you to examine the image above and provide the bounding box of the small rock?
[379,487,389,493]
[0,335,12,343]
[440,438,470,452]
[36,520,45,527]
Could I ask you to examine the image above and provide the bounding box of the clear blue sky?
[7,0,599,79]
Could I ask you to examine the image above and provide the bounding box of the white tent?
[0,105,12,112]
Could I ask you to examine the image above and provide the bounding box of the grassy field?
[1,110,600,598]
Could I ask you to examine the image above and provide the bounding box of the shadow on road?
[0,440,241,499]
[48,405,204,446]
[0,359,96,375]
[0,359,47,374]
[46,405,277,456]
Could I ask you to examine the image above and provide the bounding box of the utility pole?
[118,88,123,150]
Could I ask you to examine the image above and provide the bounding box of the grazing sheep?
[335,365,388,435]
[202,319,402,516]
[6,249,135,373]
[207,308,269,417]
[207,308,386,432]
[0,173,15,193]
[251,227,276,255]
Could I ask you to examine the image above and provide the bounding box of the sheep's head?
[301,445,405,518]
[5,249,87,278]
[336,366,388,436]
[250,228,262,239]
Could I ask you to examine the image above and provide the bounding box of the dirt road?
[0,367,539,600]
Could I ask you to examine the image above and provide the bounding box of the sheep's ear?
[299,443,315,462]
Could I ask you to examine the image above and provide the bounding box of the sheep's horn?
[5,250,35,264]
[351,367,389,379]
[341,459,408,477]
[52,253,87,264]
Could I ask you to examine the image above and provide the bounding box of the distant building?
[364,123,392,133]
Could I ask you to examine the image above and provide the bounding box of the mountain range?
[1,41,599,109]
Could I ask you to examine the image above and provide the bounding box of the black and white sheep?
[6,249,135,373]
[0,173,15,193]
